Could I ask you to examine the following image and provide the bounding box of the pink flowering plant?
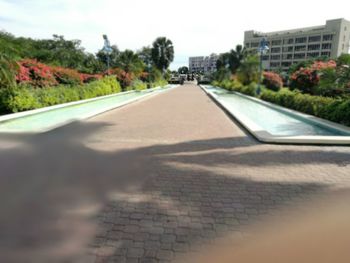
[290,60,337,94]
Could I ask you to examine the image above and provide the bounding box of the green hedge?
[0,76,121,113]
[150,78,168,88]
[212,79,256,96]
[213,79,350,126]
[260,88,350,126]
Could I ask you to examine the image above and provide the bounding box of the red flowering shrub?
[51,66,82,85]
[139,72,149,82]
[15,63,31,82]
[109,68,135,89]
[290,60,336,94]
[16,59,58,87]
[80,73,103,83]
[262,71,283,91]
[15,59,106,87]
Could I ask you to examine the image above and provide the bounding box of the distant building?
[244,18,350,70]
[189,54,218,74]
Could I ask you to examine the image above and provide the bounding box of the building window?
[323,34,333,41]
[295,45,306,52]
[308,35,321,42]
[282,54,293,60]
[270,62,280,67]
[282,62,292,67]
[295,37,307,43]
[322,43,332,50]
[283,38,294,44]
[251,42,259,48]
[282,46,293,52]
[307,52,320,58]
[271,40,282,46]
[321,51,331,57]
[262,55,269,61]
[270,47,281,53]
[245,43,250,48]
[308,44,320,51]
[271,55,281,60]
[294,53,306,59]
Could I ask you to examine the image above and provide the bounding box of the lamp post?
[257,37,269,95]
[102,34,113,74]
[147,61,152,89]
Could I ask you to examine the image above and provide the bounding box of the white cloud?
[0,0,349,69]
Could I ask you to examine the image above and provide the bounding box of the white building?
[244,18,350,70]
[189,54,218,74]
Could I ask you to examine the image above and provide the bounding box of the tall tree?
[216,52,231,70]
[151,37,174,72]
[178,66,189,74]
[229,44,247,73]
[236,54,260,85]
[96,45,120,70]
[216,45,247,74]
[117,50,145,76]
[137,46,152,67]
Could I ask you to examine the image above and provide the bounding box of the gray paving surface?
[0,84,349,262]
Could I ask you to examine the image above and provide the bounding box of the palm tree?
[216,45,247,74]
[228,44,247,74]
[151,37,174,73]
[117,49,144,76]
[237,54,260,85]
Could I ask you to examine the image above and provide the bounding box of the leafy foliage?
[337,54,350,66]
[17,59,58,87]
[0,53,17,89]
[262,71,283,91]
[178,66,189,74]
[236,55,259,85]
[151,37,174,72]
[290,60,337,94]
[0,77,121,113]
[260,88,350,126]
[216,45,247,74]
[0,31,101,73]
[117,50,145,77]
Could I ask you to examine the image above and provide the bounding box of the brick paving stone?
[156,250,173,261]
[1,84,350,263]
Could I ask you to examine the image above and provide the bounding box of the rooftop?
[251,25,325,37]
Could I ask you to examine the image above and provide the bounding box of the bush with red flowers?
[80,73,103,83]
[290,60,337,94]
[262,71,283,91]
[109,68,135,90]
[51,66,83,85]
[139,71,149,82]
[16,59,58,87]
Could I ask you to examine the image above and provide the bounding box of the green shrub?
[150,78,168,88]
[0,76,121,113]
[236,55,259,85]
[260,88,349,126]
[214,78,256,96]
[232,82,256,96]
[130,79,147,91]
[262,71,283,91]
[0,85,41,112]
[0,53,17,89]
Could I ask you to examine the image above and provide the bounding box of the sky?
[0,0,349,70]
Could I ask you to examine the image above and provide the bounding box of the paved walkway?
[0,84,349,262]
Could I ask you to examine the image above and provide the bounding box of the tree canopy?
[151,37,174,72]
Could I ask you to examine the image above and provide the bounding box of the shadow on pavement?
[0,120,349,262]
